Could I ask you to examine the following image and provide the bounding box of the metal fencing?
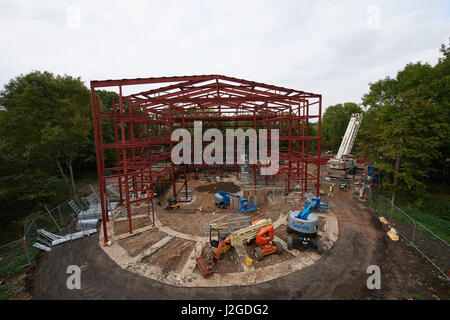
[22,199,87,257]
[0,239,32,280]
[372,195,450,281]
[0,190,100,282]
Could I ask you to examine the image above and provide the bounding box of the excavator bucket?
[195,243,215,277]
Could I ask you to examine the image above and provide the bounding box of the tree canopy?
[358,42,449,196]
[0,71,94,238]
[321,102,363,152]
[321,40,449,202]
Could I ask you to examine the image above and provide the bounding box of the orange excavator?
[251,221,283,260]
[195,226,231,277]
[195,220,282,277]
[210,226,232,262]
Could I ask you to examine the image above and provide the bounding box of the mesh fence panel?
[1,191,100,274]
[374,195,450,280]
[0,240,33,278]
[57,202,77,227]
[413,221,450,278]
[23,224,41,264]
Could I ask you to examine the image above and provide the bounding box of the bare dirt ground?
[243,241,295,269]
[194,181,241,194]
[209,247,243,274]
[118,229,167,257]
[25,186,449,300]
[144,238,195,274]
[156,179,281,237]
[114,216,152,236]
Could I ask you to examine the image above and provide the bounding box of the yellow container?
[245,257,253,267]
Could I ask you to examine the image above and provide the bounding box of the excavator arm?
[214,236,231,262]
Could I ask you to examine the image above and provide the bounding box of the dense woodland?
[0,42,448,243]
[321,42,449,238]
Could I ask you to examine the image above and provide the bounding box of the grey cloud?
[0,0,448,113]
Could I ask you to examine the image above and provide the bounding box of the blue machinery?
[214,191,257,214]
[288,197,327,236]
[291,196,328,225]
[286,196,328,253]
[297,197,328,220]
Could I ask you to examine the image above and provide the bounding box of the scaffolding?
[90,75,324,244]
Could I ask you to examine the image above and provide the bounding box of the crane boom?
[327,113,363,179]
[336,113,363,160]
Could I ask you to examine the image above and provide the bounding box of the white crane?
[336,113,363,160]
[327,114,363,179]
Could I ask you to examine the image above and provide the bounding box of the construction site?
[1,0,450,306]
[86,74,336,286]
[24,75,449,299]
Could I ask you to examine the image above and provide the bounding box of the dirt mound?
[195,182,241,194]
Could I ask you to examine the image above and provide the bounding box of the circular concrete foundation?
[99,202,339,287]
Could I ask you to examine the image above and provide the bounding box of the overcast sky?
[1,0,449,110]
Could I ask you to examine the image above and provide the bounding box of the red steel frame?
[90,75,324,244]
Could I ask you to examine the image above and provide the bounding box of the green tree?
[0,71,93,236]
[360,43,449,203]
[321,102,363,152]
